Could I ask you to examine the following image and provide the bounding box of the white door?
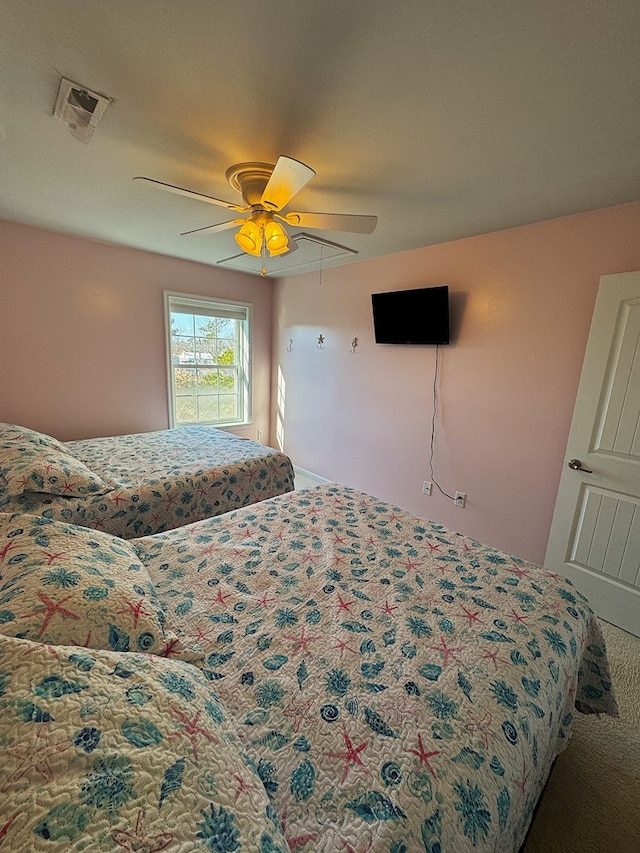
[544,271,640,637]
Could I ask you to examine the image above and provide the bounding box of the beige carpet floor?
[524,620,640,853]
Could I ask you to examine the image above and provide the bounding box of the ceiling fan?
[134,155,377,272]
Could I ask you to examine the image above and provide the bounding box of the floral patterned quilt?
[1,425,294,538]
[133,484,618,853]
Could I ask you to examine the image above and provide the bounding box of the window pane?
[176,396,197,422]
[195,367,216,389]
[218,368,236,391]
[195,315,216,337]
[171,313,195,337]
[167,295,249,427]
[219,395,238,420]
[198,396,219,422]
[174,368,197,395]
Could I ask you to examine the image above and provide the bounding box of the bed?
[0,484,617,851]
[0,422,294,538]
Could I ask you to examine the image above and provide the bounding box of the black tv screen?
[371,285,450,345]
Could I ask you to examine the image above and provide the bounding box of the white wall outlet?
[257,429,264,440]
[454,491,466,508]
[422,481,432,495]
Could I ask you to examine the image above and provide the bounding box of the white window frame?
[164,291,252,429]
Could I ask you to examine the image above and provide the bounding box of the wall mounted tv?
[371,285,450,345]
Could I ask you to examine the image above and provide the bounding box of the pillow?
[0,443,111,498]
[0,634,289,852]
[0,512,200,661]
[0,422,67,453]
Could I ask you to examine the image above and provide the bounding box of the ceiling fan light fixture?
[235,217,262,256]
[264,219,289,256]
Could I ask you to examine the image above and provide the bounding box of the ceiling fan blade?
[260,156,316,212]
[283,211,378,234]
[134,177,247,212]
[180,219,242,236]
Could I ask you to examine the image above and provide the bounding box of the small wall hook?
[317,334,325,349]
[350,337,358,353]
[286,339,293,352]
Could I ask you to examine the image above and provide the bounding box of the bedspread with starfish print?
[133,483,618,853]
[3,426,294,538]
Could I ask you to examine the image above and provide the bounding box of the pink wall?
[272,202,640,564]
[0,219,273,442]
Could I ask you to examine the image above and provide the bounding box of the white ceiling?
[2,0,639,278]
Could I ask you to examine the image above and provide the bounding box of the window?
[164,292,251,427]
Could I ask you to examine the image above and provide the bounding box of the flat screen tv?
[371,285,450,345]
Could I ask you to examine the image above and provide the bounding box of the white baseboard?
[293,465,330,486]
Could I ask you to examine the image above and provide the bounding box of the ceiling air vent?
[53,77,111,144]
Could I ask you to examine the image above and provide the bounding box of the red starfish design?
[117,598,153,629]
[160,637,182,658]
[284,627,319,656]
[335,638,358,657]
[0,539,18,562]
[404,733,440,778]
[336,593,354,613]
[460,605,483,627]
[111,810,173,852]
[22,592,80,636]
[482,648,504,668]
[164,493,178,507]
[212,588,233,606]
[1,728,71,791]
[510,609,528,624]
[243,528,255,539]
[192,625,213,643]
[324,725,369,783]
[429,635,465,668]
[232,773,257,794]
[381,600,398,616]
[464,710,494,749]
[110,493,127,507]
[366,535,377,546]
[42,551,65,565]
[426,541,441,552]
[404,558,420,572]
[256,592,276,608]
[283,696,314,732]
[510,564,531,580]
[333,533,347,545]
[169,708,219,761]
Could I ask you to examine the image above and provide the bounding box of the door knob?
[568,459,593,473]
